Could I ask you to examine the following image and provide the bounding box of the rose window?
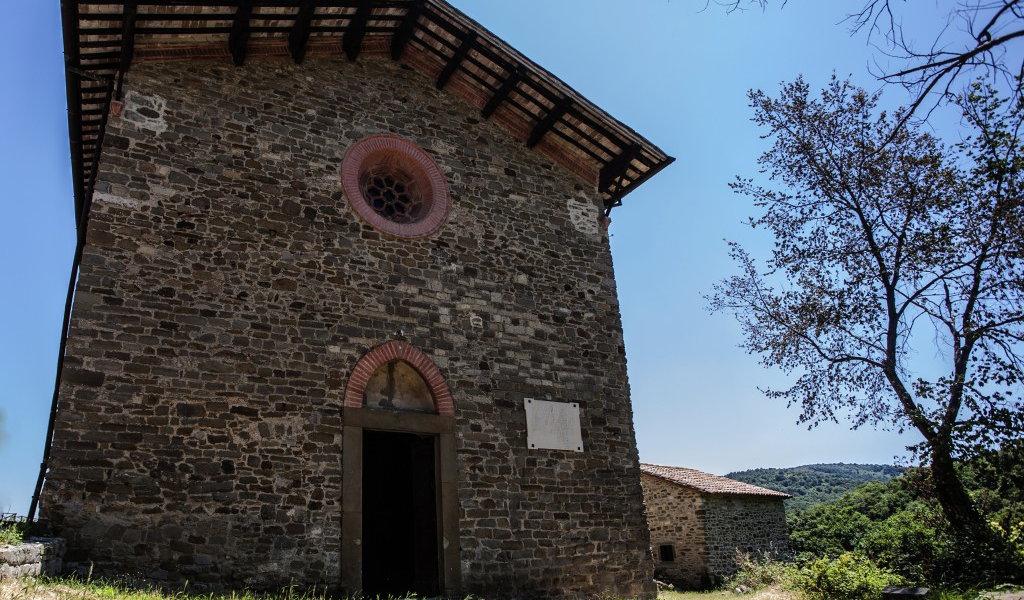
[360,169,424,224]
[341,135,450,238]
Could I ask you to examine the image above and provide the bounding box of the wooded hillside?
[726,464,903,512]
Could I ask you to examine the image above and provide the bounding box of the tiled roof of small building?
[641,463,792,499]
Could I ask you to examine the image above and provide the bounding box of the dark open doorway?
[362,430,440,598]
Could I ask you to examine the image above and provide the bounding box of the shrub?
[728,552,798,590]
[860,505,1024,588]
[0,522,24,546]
[796,552,902,600]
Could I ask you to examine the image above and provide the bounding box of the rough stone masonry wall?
[0,538,65,580]
[703,495,788,581]
[640,474,707,588]
[40,55,655,599]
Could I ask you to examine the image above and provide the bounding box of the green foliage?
[0,521,25,546]
[727,553,799,590]
[726,463,902,512]
[859,503,947,583]
[788,447,1024,588]
[789,505,873,560]
[961,441,1024,539]
[795,553,902,600]
[788,474,920,559]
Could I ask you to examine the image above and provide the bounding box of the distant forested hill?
[725,463,904,512]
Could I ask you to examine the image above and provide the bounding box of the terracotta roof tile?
[641,463,791,498]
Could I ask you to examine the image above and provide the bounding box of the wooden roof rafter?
[228,0,254,66]
[287,1,316,63]
[389,0,421,59]
[342,1,372,60]
[63,0,674,233]
[481,66,521,119]
[118,1,139,73]
[527,96,572,149]
[435,30,476,89]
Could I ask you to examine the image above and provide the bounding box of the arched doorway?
[340,341,460,597]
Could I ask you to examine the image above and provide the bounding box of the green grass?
[0,575,1008,600]
[1,577,338,600]
[658,591,735,599]
[0,577,791,600]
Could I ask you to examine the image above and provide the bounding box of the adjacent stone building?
[37,2,674,598]
[640,464,790,589]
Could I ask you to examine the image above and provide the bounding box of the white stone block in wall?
[524,398,584,452]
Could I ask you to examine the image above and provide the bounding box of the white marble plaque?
[524,398,584,452]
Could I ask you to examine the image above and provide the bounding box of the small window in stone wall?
[659,544,676,562]
[341,134,450,238]
[363,359,435,413]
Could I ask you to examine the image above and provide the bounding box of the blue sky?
[0,1,958,515]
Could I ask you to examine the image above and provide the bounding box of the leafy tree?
[829,479,916,522]
[708,77,1024,543]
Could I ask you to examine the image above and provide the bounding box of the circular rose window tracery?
[341,135,450,238]
[361,168,423,223]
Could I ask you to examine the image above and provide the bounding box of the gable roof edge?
[62,0,676,233]
[641,463,793,499]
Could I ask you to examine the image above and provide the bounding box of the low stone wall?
[0,538,66,579]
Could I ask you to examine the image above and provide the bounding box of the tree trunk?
[929,443,988,540]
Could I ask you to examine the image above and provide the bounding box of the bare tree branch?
[724,1,1024,133]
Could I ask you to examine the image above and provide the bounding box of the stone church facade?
[640,464,790,589]
[39,2,673,598]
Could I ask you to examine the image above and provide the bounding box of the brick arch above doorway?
[344,341,454,416]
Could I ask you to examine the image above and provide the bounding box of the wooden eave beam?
[599,143,642,192]
[60,0,674,219]
[63,2,85,229]
[119,1,139,72]
[391,0,423,60]
[85,84,116,202]
[527,97,571,149]
[228,0,254,67]
[343,1,372,61]
[603,155,676,214]
[435,31,476,89]
[289,0,317,64]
